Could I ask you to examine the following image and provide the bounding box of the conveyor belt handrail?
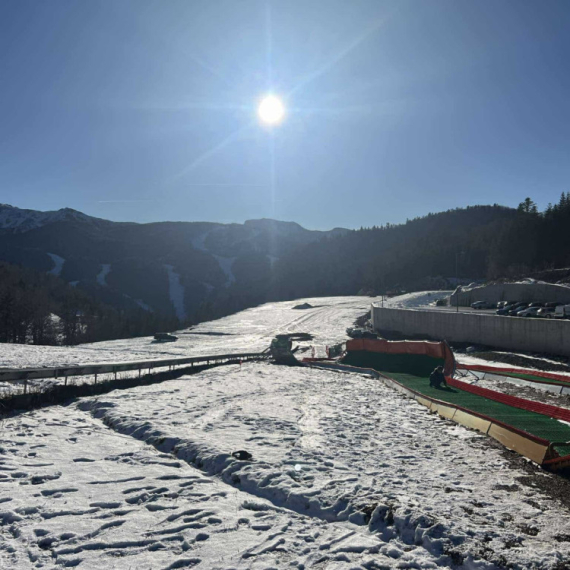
[0,352,270,383]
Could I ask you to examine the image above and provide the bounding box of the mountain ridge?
[0,204,350,322]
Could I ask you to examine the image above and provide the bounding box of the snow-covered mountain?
[0,204,102,233]
[0,204,349,321]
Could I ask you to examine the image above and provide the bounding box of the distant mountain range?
[0,204,349,321]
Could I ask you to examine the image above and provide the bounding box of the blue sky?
[1,0,569,230]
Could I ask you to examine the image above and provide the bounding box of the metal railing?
[0,351,271,394]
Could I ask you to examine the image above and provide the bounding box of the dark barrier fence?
[0,351,271,395]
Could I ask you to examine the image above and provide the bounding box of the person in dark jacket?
[429,365,447,388]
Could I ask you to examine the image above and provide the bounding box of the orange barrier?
[346,338,456,376]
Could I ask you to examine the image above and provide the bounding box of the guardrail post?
[94,373,98,385]
[64,374,68,386]
[23,379,28,395]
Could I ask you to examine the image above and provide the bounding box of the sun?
[258,95,285,125]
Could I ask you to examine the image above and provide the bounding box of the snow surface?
[96,264,111,287]
[376,291,453,309]
[135,298,153,312]
[0,294,390,369]
[213,255,236,285]
[0,205,94,233]
[191,231,211,252]
[47,253,65,277]
[2,291,570,568]
[164,264,187,321]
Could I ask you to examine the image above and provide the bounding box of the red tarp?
[459,363,570,386]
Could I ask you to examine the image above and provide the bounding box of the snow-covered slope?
[164,264,187,321]
[0,293,390,368]
[96,264,111,286]
[47,253,65,276]
[2,291,570,568]
[0,204,98,233]
[0,205,351,320]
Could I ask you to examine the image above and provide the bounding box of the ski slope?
[2,292,570,568]
[0,294,393,369]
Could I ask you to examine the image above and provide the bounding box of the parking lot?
[422,303,568,318]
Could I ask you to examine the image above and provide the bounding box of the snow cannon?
[341,338,455,378]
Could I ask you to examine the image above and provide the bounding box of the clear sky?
[1,1,569,230]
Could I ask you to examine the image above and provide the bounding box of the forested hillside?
[269,205,516,299]
[0,262,178,346]
[2,196,569,346]
[265,195,570,302]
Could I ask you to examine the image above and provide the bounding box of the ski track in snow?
[164,264,186,321]
[96,264,111,287]
[3,291,570,567]
[47,253,65,277]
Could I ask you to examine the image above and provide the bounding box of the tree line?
[4,195,570,346]
[0,262,179,346]
[264,196,570,301]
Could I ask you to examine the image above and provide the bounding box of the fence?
[0,351,270,395]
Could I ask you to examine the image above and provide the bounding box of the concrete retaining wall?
[450,282,570,307]
[372,306,570,357]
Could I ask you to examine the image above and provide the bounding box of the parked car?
[545,302,564,308]
[554,305,570,319]
[471,301,493,309]
[507,302,530,316]
[517,306,541,317]
[528,302,545,308]
[537,307,556,318]
[154,332,178,342]
[496,303,517,315]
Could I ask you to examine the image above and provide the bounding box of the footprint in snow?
[40,488,78,497]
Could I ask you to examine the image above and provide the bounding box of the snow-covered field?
[3,292,570,568]
[0,292,449,371]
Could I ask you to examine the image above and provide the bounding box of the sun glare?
[258,95,285,125]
